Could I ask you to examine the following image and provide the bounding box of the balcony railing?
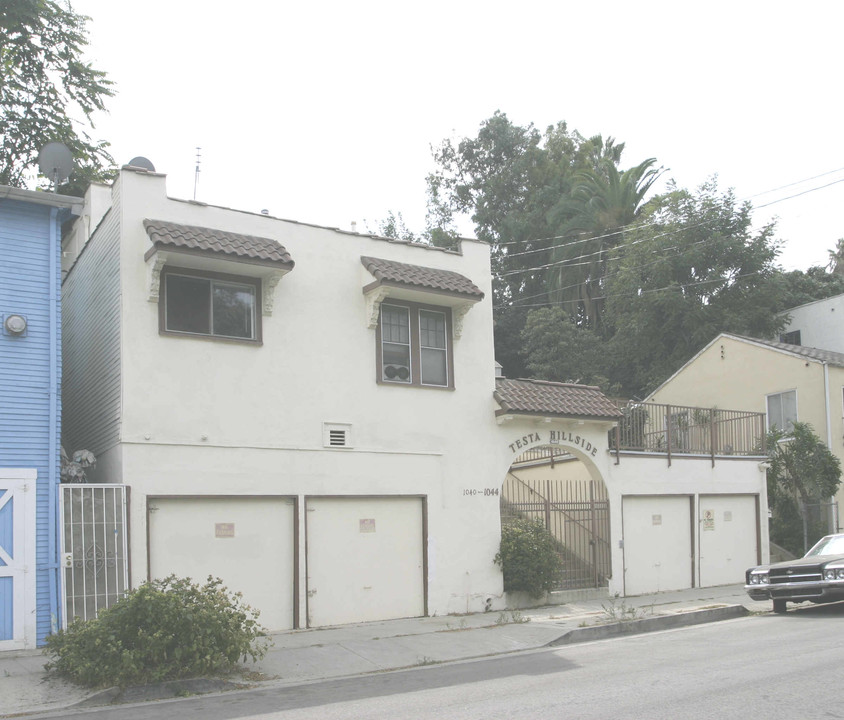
[612,402,766,466]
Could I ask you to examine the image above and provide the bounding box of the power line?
[492,167,844,263]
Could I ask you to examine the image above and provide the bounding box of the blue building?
[0,186,81,649]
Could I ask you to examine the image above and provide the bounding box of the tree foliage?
[45,575,268,688]
[602,179,786,396]
[494,517,563,597]
[520,306,612,388]
[422,114,844,397]
[426,112,647,312]
[1,0,115,193]
[547,156,662,329]
[766,422,841,555]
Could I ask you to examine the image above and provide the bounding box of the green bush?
[45,575,269,688]
[494,518,563,598]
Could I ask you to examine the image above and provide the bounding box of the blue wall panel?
[0,197,63,645]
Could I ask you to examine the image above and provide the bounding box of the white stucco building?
[779,293,844,352]
[59,166,770,630]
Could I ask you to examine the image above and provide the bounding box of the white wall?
[782,294,844,353]
[92,168,510,619]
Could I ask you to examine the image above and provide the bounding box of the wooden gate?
[0,470,36,649]
[502,471,610,589]
[60,484,129,625]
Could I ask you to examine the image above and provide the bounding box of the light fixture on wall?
[3,314,27,336]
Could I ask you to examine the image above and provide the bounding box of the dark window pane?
[213,282,255,339]
[382,306,409,344]
[381,306,411,382]
[421,347,447,386]
[166,275,210,334]
[419,310,446,349]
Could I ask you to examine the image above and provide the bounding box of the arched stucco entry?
[504,443,612,589]
[493,416,618,596]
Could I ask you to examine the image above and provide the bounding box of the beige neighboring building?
[647,332,844,528]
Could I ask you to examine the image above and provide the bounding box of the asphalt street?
[29,601,844,720]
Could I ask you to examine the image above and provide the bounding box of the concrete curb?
[72,677,247,708]
[547,605,750,646]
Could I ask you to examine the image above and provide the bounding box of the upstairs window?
[161,268,260,342]
[779,330,801,345]
[767,390,797,433]
[378,302,452,388]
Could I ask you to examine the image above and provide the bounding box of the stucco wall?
[648,335,844,519]
[72,168,516,618]
[781,294,844,354]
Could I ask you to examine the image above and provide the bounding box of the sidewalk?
[0,584,771,717]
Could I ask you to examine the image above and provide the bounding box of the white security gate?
[698,494,759,587]
[306,496,425,627]
[148,497,296,631]
[622,495,693,595]
[60,484,129,625]
[0,470,36,650]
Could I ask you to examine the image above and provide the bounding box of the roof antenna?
[193,147,201,200]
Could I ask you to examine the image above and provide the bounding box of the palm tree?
[547,157,662,330]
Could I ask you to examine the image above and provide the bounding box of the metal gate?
[502,472,610,589]
[60,484,129,625]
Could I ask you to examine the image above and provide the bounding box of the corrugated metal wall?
[0,199,61,644]
[61,184,121,457]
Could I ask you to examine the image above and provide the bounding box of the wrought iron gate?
[60,484,129,625]
[502,473,610,590]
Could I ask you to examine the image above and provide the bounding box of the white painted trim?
[0,470,37,651]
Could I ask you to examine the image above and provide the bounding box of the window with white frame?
[767,390,797,432]
[161,267,260,342]
[378,302,452,388]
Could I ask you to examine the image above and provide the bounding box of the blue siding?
[0,198,63,645]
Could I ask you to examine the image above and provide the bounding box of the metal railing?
[612,403,766,466]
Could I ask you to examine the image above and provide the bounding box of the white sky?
[66,0,844,272]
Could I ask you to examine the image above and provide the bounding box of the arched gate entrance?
[502,445,611,590]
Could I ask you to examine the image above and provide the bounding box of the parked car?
[746,534,844,613]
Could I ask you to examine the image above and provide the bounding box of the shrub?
[494,518,563,598]
[45,575,268,688]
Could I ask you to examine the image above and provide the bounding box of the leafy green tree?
[1,0,115,193]
[828,238,844,275]
[773,265,844,313]
[520,306,613,388]
[602,178,786,397]
[767,422,841,555]
[368,210,417,243]
[427,113,642,309]
[546,157,662,330]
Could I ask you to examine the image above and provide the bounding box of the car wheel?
[772,599,787,614]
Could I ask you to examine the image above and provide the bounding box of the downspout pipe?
[824,362,832,448]
[47,207,60,635]
[823,362,839,531]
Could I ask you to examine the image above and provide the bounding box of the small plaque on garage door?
[215,523,235,538]
[359,519,376,533]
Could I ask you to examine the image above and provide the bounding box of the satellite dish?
[127,156,155,172]
[38,142,74,187]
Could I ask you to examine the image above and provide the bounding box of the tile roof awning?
[361,255,484,339]
[143,219,295,316]
[144,219,295,269]
[494,378,622,422]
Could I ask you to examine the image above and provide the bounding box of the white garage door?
[148,496,295,631]
[698,494,758,587]
[623,495,692,596]
[306,496,424,627]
